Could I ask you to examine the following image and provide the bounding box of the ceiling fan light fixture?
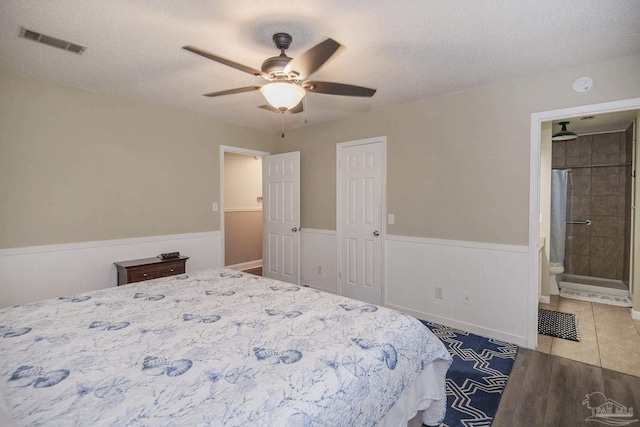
[260,82,306,111]
[552,121,578,141]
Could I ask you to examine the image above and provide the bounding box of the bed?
[0,268,451,426]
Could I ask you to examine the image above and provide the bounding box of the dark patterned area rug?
[538,308,580,342]
[421,320,518,427]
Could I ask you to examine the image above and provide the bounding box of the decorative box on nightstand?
[114,256,189,286]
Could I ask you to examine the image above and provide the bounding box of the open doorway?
[535,111,640,371]
[220,146,269,275]
[546,113,636,299]
[528,97,640,349]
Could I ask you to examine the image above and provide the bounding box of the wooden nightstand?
[114,256,189,286]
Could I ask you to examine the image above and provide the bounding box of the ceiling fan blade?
[303,81,376,97]
[183,45,265,78]
[283,38,341,79]
[203,86,262,97]
[258,101,304,114]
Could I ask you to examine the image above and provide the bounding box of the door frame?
[336,136,387,304]
[219,145,270,268]
[528,97,640,349]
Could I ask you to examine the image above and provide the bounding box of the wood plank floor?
[492,348,640,427]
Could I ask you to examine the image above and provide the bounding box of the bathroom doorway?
[528,97,640,349]
[550,115,636,303]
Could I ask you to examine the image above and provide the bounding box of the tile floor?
[537,295,640,377]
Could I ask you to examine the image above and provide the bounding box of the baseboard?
[539,295,550,304]
[226,260,262,271]
[632,309,640,321]
[386,303,527,347]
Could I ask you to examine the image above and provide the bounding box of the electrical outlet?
[462,292,471,305]
[212,202,218,212]
[317,265,322,275]
[435,287,443,299]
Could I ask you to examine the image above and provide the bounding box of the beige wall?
[0,69,272,249]
[223,152,263,266]
[2,53,639,251]
[273,54,640,246]
[224,152,262,210]
[224,211,262,266]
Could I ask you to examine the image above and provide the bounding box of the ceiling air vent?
[19,27,86,55]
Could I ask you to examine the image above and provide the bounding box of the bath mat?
[560,288,632,307]
[538,308,580,342]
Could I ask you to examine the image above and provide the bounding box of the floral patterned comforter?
[0,268,451,426]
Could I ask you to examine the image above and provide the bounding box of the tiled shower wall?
[551,125,633,284]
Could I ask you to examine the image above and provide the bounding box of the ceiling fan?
[183,32,376,114]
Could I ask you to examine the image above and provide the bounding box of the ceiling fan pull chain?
[281,111,285,138]
[304,96,308,124]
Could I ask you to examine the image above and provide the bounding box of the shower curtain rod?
[553,161,632,170]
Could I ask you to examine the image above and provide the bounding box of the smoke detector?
[572,76,593,94]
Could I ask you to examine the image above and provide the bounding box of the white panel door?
[263,152,300,284]
[338,140,384,305]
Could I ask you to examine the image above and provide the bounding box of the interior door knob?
[373,230,380,236]
[292,227,298,232]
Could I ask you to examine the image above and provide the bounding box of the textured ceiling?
[1,1,639,133]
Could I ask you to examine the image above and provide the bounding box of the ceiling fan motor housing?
[261,33,294,77]
[261,55,292,76]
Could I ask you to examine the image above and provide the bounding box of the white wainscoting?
[300,229,337,294]
[385,235,530,347]
[0,231,221,308]
[298,230,530,346]
[7,230,531,345]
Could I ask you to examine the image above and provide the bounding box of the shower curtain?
[550,169,568,264]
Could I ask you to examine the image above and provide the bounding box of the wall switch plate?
[435,287,443,299]
[388,214,395,225]
[212,202,218,212]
